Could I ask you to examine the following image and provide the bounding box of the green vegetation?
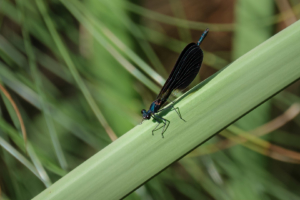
[0,0,300,199]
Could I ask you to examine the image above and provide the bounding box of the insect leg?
[140,119,144,125]
[172,105,186,122]
[158,102,186,122]
[152,115,168,138]
[151,115,161,135]
[152,120,161,136]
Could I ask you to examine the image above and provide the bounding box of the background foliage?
[0,0,300,199]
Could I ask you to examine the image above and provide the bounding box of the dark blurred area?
[0,0,300,199]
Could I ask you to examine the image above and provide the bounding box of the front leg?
[152,115,168,138]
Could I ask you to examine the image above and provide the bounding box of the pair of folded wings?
[156,43,204,105]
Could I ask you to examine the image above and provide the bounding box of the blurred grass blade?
[34,0,117,141]
[168,0,192,42]
[179,159,231,200]
[0,136,40,179]
[33,20,300,200]
[0,34,26,68]
[122,1,234,31]
[104,1,168,77]
[225,125,300,163]
[0,119,52,187]
[0,83,27,146]
[17,0,68,171]
[64,0,165,87]
[0,112,26,151]
[122,1,300,31]
[0,64,103,148]
[88,18,166,86]
[26,144,52,187]
[60,0,160,94]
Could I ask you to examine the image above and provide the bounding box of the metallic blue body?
[141,100,161,120]
[150,101,160,113]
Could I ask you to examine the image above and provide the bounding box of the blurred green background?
[0,0,300,199]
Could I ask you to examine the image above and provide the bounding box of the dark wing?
[156,43,203,105]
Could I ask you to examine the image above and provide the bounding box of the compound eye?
[141,109,146,114]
